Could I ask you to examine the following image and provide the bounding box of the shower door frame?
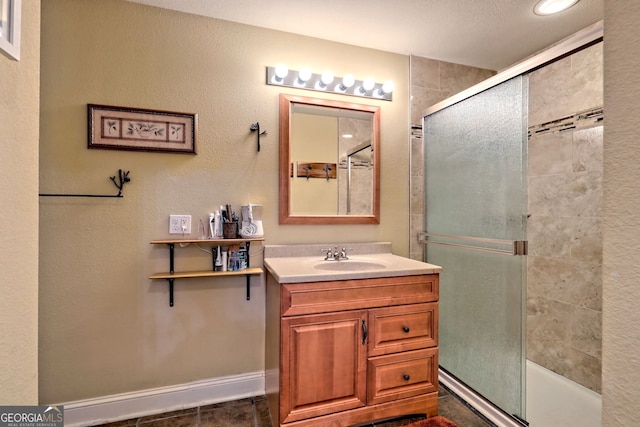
[422,22,602,119]
[415,21,603,427]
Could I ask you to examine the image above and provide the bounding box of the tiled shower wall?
[527,42,603,393]
[409,56,495,260]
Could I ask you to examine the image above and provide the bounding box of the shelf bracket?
[168,278,174,307]
[168,243,175,307]
[153,240,259,307]
[246,241,252,301]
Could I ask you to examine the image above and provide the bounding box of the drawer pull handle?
[362,319,368,345]
[403,374,411,381]
[403,326,410,333]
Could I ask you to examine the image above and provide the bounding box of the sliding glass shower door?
[423,76,528,418]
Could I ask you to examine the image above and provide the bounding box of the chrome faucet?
[323,246,350,261]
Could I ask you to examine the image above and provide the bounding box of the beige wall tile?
[411,56,440,90]
[529,43,603,126]
[564,348,601,393]
[439,62,495,96]
[528,256,602,311]
[528,131,573,177]
[528,297,572,343]
[570,216,603,264]
[570,307,602,359]
[528,215,572,258]
[529,56,571,126]
[573,126,603,173]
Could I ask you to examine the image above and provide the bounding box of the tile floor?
[94,384,494,427]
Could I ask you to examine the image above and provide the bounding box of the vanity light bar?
[266,66,393,101]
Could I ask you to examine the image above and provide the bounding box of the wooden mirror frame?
[279,94,380,224]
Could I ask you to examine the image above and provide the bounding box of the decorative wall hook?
[250,122,267,152]
[110,169,131,197]
[323,164,332,181]
[39,169,131,198]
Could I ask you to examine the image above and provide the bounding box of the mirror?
[279,94,380,224]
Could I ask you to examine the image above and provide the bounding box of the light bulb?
[381,80,394,94]
[362,78,375,91]
[274,64,288,79]
[335,74,356,93]
[315,71,335,90]
[321,71,334,85]
[298,67,312,82]
[342,74,355,88]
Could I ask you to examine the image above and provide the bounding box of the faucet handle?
[340,247,353,260]
[322,248,335,260]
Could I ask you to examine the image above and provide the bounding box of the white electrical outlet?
[169,215,191,234]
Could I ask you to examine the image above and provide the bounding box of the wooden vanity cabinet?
[265,273,439,427]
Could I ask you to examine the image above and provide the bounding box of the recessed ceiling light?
[534,0,580,16]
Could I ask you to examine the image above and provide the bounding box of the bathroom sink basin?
[313,260,387,272]
[264,242,443,283]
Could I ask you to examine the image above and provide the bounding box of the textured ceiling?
[128,0,603,71]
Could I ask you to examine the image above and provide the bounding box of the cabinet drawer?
[367,348,438,405]
[281,274,439,316]
[368,303,438,357]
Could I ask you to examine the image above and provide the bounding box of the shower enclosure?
[418,22,603,427]
[423,75,528,420]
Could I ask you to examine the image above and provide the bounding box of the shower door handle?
[419,232,527,256]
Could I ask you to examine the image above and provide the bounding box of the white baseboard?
[57,371,265,427]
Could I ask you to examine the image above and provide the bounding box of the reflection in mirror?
[279,94,380,224]
[345,141,373,215]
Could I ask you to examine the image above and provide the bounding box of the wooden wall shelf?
[149,238,264,306]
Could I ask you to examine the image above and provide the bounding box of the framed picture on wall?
[88,104,197,154]
[0,0,21,61]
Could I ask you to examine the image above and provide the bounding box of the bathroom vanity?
[264,243,442,427]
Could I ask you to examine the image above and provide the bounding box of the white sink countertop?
[264,242,442,283]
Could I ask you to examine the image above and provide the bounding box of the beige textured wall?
[39,0,408,403]
[0,1,40,404]
[602,2,640,425]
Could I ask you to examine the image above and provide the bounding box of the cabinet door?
[281,310,368,424]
